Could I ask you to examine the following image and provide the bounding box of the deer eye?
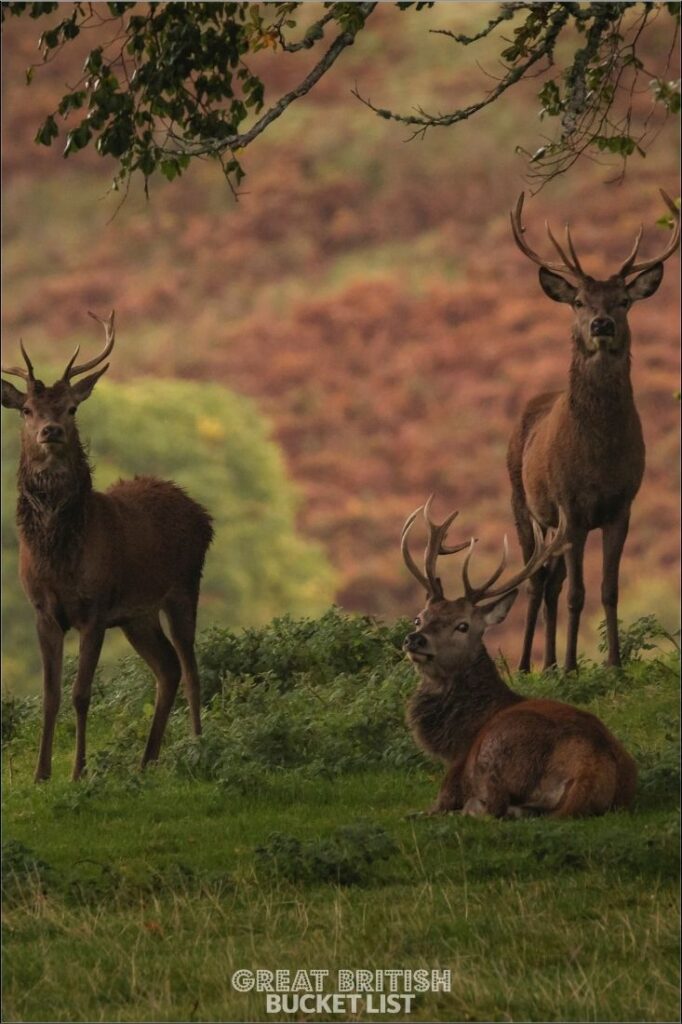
[456,622,469,633]
[21,407,32,417]
[414,617,420,626]
[618,299,630,309]
[574,300,584,309]
[68,406,77,415]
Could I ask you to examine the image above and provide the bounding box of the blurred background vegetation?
[2,3,679,695]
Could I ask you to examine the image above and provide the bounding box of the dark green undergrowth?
[2,610,680,1022]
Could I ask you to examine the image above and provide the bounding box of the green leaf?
[34,113,58,146]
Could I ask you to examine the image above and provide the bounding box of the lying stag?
[507,190,680,672]
[1,312,214,781]
[401,498,637,818]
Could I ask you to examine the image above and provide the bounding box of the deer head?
[1,311,115,470]
[511,191,680,358]
[401,499,568,677]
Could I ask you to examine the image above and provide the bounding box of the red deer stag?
[401,498,637,818]
[507,190,680,672]
[1,312,214,781]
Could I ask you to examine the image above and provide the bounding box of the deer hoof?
[462,798,489,817]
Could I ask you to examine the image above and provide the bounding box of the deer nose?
[590,317,615,337]
[404,631,427,650]
[39,423,64,444]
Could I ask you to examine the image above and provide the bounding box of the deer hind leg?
[72,623,106,781]
[162,589,202,737]
[516,516,548,675]
[122,615,182,767]
[542,555,566,671]
[564,529,587,673]
[601,511,630,669]
[34,613,65,783]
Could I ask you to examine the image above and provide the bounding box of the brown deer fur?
[401,500,637,818]
[1,313,214,781]
[506,191,679,672]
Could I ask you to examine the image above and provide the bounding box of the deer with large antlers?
[507,190,680,672]
[401,499,637,818]
[1,313,214,781]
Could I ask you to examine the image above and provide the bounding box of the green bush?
[1,377,336,695]
[161,609,422,790]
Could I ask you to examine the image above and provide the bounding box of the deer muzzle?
[588,317,624,355]
[403,631,433,661]
[38,423,65,445]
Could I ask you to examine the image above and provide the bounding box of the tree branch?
[352,7,569,137]
[169,2,377,158]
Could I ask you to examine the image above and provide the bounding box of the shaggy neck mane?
[569,332,634,432]
[17,439,93,568]
[408,648,521,763]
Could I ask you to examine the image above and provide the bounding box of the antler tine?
[61,346,81,380]
[461,538,478,601]
[423,496,471,598]
[19,339,35,380]
[564,224,585,277]
[618,223,644,277]
[620,189,680,277]
[2,338,36,384]
[480,506,569,602]
[544,221,584,279]
[462,534,509,603]
[63,309,116,382]
[510,193,576,275]
[401,506,432,596]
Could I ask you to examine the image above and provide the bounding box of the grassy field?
[2,611,679,1023]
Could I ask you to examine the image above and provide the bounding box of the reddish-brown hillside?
[2,5,679,660]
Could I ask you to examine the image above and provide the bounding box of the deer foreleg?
[35,614,64,782]
[564,529,587,672]
[72,624,106,781]
[601,511,630,669]
[428,760,466,814]
[519,575,544,672]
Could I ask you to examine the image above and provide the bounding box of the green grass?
[2,611,680,1022]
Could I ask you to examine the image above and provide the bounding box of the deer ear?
[626,263,664,302]
[1,379,26,410]
[70,364,109,405]
[480,590,518,628]
[538,268,578,304]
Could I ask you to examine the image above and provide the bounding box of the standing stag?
[401,499,637,818]
[1,312,214,781]
[507,190,680,672]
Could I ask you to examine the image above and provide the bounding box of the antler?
[1,339,36,385]
[510,193,586,279]
[62,310,115,382]
[463,506,569,604]
[618,189,680,278]
[401,495,471,601]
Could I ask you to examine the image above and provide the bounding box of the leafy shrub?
[598,615,680,663]
[196,607,408,700]
[1,696,37,747]
[255,822,398,885]
[150,607,423,787]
